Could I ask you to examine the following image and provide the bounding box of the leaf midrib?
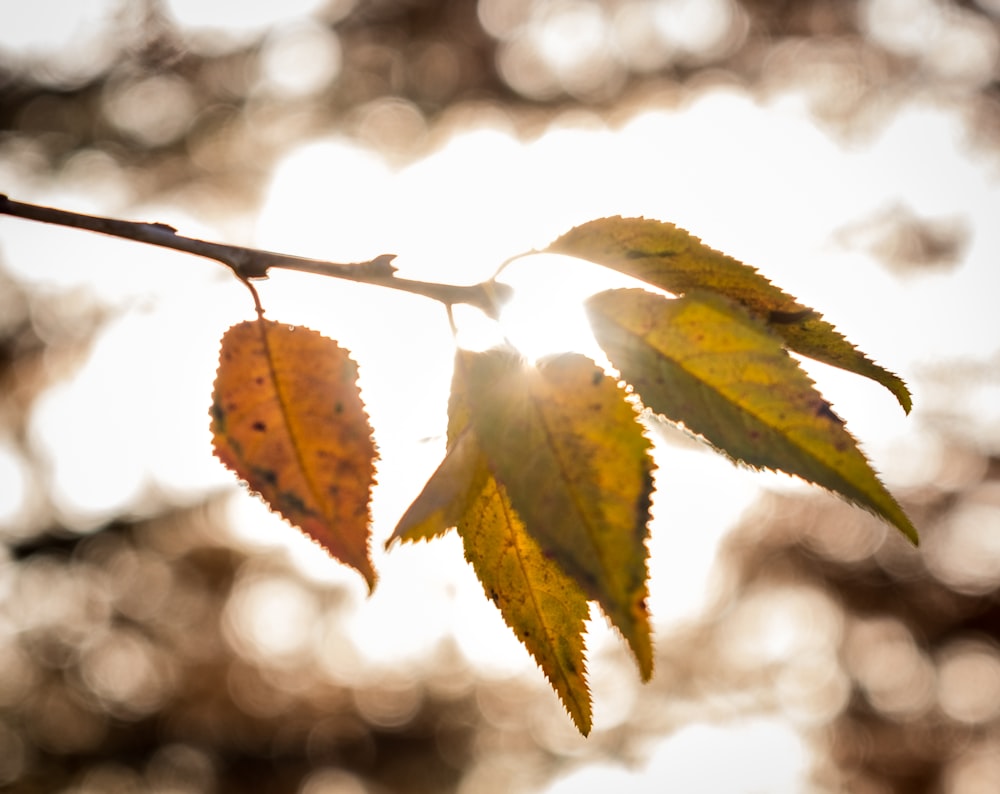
[256,319,329,524]
[627,319,893,518]
[523,377,618,600]
[492,479,591,730]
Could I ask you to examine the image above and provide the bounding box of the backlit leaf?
[211,319,378,589]
[587,288,917,544]
[461,476,594,734]
[388,430,485,544]
[389,352,594,733]
[462,348,655,679]
[546,216,911,413]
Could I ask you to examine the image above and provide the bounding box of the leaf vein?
[526,381,616,594]
[254,319,332,529]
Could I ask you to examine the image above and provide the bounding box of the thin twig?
[0,194,511,318]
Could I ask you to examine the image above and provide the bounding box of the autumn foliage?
[0,194,916,736]
[201,216,915,735]
[211,319,378,589]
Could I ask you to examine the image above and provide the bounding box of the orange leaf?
[211,319,377,589]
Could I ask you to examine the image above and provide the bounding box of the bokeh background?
[1,1,1000,792]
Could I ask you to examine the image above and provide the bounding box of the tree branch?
[0,195,511,317]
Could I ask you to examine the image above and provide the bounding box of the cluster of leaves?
[210,217,915,735]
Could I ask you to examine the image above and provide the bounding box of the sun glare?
[495,252,645,362]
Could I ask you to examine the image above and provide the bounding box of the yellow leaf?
[388,364,504,544]
[211,319,378,589]
[462,348,655,679]
[388,430,486,544]
[389,351,595,732]
[587,288,917,544]
[546,216,912,413]
[461,477,593,735]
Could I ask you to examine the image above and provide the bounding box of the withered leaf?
[211,318,378,589]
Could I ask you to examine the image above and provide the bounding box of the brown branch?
[0,194,511,318]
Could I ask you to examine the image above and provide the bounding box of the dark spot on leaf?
[255,376,265,386]
[768,309,817,324]
[817,402,844,424]
[591,370,603,386]
[278,490,315,517]
[259,469,278,485]
[334,402,344,414]
[252,421,266,432]
[624,248,676,259]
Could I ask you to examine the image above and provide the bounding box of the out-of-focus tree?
[1,1,998,792]
[709,419,1000,792]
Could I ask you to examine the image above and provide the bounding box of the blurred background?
[1,1,999,792]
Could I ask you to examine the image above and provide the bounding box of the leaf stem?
[242,277,266,318]
[492,248,536,279]
[0,194,511,317]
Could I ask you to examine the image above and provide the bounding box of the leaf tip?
[874,364,912,414]
[898,382,914,415]
[897,515,920,547]
[632,609,655,684]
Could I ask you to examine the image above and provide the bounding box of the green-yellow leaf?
[461,348,655,679]
[586,288,917,544]
[461,476,594,735]
[211,319,378,589]
[388,429,486,544]
[389,351,594,733]
[546,216,912,413]
[388,352,496,545]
